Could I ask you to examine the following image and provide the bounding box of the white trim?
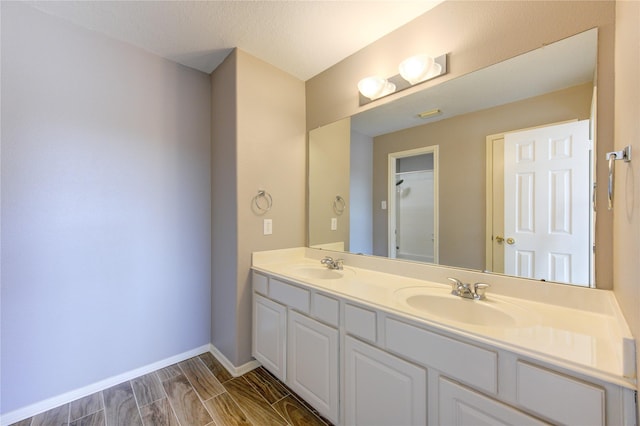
[208,343,261,377]
[1,345,210,426]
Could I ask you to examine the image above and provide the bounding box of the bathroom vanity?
[251,248,636,425]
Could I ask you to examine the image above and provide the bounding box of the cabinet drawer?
[253,271,269,295]
[516,361,604,425]
[345,304,377,343]
[313,293,339,327]
[385,317,497,394]
[269,278,310,314]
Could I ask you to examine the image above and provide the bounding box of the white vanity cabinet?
[251,272,340,424]
[252,269,636,426]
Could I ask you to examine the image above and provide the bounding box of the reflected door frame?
[388,146,439,263]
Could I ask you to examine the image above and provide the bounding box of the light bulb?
[358,76,396,100]
[399,54,436,85]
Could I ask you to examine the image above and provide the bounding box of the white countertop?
[252,247,636,389]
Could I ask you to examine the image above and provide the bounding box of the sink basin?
[289,265,354,280]
[395,287,536,328]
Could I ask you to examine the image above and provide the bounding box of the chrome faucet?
[320,256,344,270]
[447,277,489,300]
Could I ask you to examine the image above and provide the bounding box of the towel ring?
[253,190,272,214]
[606,146,632,210]
[333,195,346,215]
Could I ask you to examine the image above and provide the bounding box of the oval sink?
[289,265,354,280]
[395,287,536,328]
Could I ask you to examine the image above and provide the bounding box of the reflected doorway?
[486,120,593,286]
[388,146,439,263]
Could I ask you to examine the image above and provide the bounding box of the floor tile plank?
[243,368,289,404]
[140,398,180,426]
[272,395,327,426]
[199,352,233,383]
[162,374,213,426]
[156,364,182,382]
[103,382,143,426]
[31,404,69,426]
[179,357,225,400]
[69,392,103,422]
[69,410,105,426]
[132,372,165,407]
[203,393,251,426]
[9,353,332,426]
[224,377,287,426]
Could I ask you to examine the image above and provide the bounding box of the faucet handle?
[335,259,344,270]
[474,283,490,300]
[447,277,463,294]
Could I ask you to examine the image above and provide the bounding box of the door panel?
[503,120,590,285]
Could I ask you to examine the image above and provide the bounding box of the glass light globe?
[399,55,436,85]
[358,76,396,100]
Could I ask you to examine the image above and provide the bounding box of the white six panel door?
[503,120,590,285]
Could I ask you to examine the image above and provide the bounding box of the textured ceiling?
[28,0,444,81]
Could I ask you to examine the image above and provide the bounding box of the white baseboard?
[208,343,261,377]
[1,344,210,426]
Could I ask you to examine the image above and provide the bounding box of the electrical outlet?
[381,201,387,210]
[331,217,338,230]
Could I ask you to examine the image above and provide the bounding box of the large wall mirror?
[309,28,600,288]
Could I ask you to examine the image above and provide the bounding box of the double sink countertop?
[252,247,636,389]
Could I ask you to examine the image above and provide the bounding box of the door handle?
[495,236,515,245]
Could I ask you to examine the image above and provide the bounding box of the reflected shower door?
[395,170,435,262]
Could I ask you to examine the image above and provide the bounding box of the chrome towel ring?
[333,195,346,215]
[253,190,273,214]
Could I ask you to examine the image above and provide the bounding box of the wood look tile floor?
[11,353,331,426]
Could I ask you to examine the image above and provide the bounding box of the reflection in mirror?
[308,29,598,288]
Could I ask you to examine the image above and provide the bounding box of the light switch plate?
[381,201,387,210]
[263,219,272,235]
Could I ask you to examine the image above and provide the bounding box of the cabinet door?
[439,377,548,426]
[253,293,287,381]
[288,311,339,424]
[345,336,426,426]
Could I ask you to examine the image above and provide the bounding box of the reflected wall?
[372,83,593,270]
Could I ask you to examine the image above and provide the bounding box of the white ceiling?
[28,0,444,81]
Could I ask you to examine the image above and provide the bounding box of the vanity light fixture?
[358,53,448,106]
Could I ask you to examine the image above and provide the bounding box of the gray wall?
[1,2,212,414]
[211,50,306,367]
[210,51,239,364]
[612,0,640,417]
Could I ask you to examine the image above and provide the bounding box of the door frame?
[388,145,439,263]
